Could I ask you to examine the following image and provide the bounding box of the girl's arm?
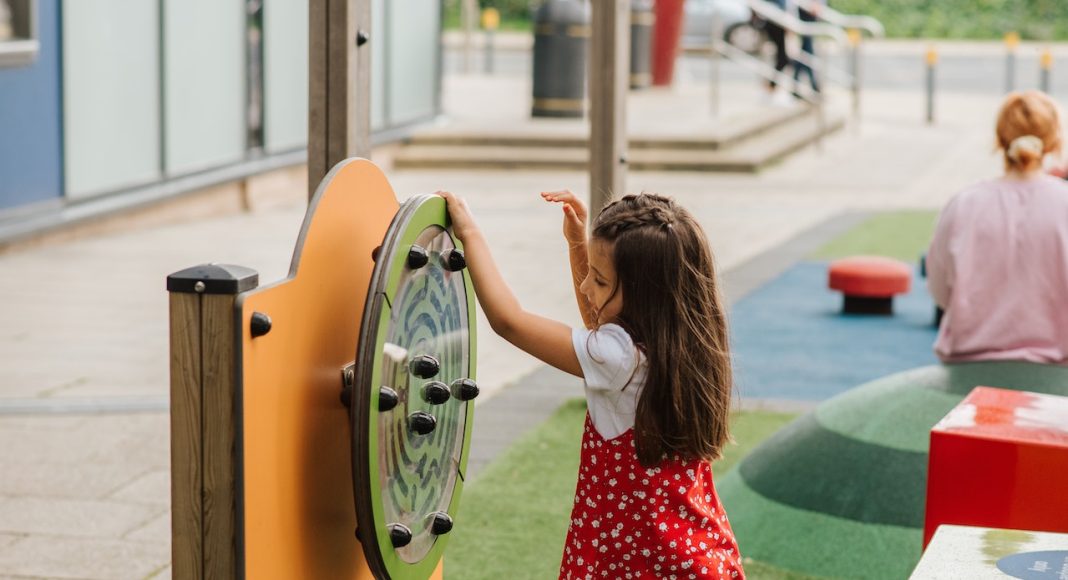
[540,190,596,329]
[440,191,583,378]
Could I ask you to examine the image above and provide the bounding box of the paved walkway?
[0,46,1017,578]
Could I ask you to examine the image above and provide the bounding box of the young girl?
[926,91,1068,365]
[441,190,744,579]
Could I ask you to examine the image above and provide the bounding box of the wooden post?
[589,0,630,215]
[308,0,373,199]
[167,264,259,580]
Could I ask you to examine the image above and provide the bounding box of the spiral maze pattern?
[378,228,470,563]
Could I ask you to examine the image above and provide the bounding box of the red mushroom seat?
[828,256,912,315]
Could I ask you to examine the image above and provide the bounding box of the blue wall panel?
[0,0,62,211]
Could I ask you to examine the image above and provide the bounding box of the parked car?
[682,0,767,55]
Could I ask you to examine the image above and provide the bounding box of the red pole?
[651,0,684,86]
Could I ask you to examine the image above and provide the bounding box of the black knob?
[409,355,440,379]
[388,523,412,548]
[250,312,272,337]
[451,378,480,401]
[429,511,454,535]
[371,245,381,263]
[422,381,451,405]
[442,249,466,272]
[379,386,399,412]
[408,411,437,435]
[408,245,429,269]
[356,30,369,47]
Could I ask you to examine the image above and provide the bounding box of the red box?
[924,386,1068,548]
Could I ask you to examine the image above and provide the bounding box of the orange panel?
[924,386,1068,549]
[233,159,442,579]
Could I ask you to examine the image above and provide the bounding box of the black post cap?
[409,355,440,379]
[408,245,429,269]
[408,411,437,435]
[422,381,452,405]
[441,248,466,272]
[379,386,399,412]
[388,523,413,548]
[166,263,259,294]
[450,378,480,401]
[429,511,454,535]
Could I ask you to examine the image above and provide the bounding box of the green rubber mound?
[719,361,1068,579]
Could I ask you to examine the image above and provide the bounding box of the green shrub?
[831,0,1068,40]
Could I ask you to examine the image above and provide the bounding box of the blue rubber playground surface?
[730,260,940,402]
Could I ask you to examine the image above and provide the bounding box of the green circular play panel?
[719,361,1068,579]
[351,194,478,579]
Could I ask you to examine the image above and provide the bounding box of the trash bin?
[630,0,654,89]
[532,0,590,118]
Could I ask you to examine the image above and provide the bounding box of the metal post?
[926,44,937,125]
[482,8,499,75]
[462,0,477,73]
[1005,31,1019,94]
[848,28,861,124]
[1040,46,1053,94]
[709,10,721,117]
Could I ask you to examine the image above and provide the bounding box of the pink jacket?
[927,174,1068,365]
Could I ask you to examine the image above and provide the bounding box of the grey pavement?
[0,38,1038,578]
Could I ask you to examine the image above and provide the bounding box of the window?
[0,0,39,68]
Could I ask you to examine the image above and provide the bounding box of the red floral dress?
[559,414,745,580]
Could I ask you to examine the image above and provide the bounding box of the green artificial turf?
[444,399,799,579]
[812,211,939,263]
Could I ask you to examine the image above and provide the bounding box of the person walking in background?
[763,0,792,105]
[926,91,1068,366]
[792,0,825,97]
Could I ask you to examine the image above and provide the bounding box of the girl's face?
[581,239,623,325]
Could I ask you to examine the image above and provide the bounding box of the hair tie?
[1007,135,1044,162]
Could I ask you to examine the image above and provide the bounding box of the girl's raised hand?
[540,190,587,247]
[438,191,478,242]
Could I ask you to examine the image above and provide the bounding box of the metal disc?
[351,194,477,579]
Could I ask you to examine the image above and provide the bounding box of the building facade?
[0,0,442,240]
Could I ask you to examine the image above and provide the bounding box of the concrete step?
[394,107,847,173]
[407,103,812,152]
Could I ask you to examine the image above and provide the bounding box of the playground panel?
[169,159,474,579]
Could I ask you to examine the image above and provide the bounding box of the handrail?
[794,0,885,38]
[711,38,821,106]
[745,0,846,44]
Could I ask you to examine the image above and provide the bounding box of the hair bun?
[1007,134,1044,162]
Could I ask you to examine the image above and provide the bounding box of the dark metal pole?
[1040,47,1053,94]
[926,45,937,125]
[1005,31,1019,94]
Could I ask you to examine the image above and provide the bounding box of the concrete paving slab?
[0,536,168,580]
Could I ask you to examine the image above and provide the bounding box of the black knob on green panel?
[442,249,466,272]
[408,411,437,435]
[429,511,454,535]
[250,312,272,337]
[409,355,440,379]
[422,381,451,405]
[408,245,429,269]
[379,386,399,412]
[388,523,412,548]
[450,378,480,401]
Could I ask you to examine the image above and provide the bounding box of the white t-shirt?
[571,323,648,439]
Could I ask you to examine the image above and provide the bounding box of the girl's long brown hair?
[592,193,733,467]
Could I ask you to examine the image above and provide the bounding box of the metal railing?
[708,0,884,133]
